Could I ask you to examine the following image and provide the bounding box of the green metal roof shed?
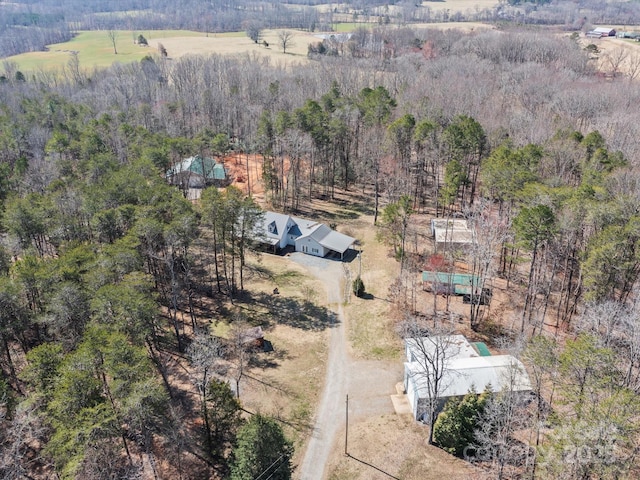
[421,271,481,286]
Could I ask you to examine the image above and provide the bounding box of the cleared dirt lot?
[212,169,482,479]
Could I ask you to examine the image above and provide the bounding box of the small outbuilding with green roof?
[167,155,229,188]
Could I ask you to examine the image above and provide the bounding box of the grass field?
[421,0,499,12]
[333,22,376,32]
[5,19,497,74]
[6,30,204,72]
[5,28,321,73]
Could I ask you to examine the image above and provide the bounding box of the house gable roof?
[259,211,292,244]
[296,223,355,254]
[255,212,356,254]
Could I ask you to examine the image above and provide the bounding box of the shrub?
[432,388,490,457]
[352,276,365,297]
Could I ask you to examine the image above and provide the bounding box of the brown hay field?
[147,29,314,67]
[583,34,640,77]
[148,23,498,67]
[7,21,499,74]
[420,0,499,13]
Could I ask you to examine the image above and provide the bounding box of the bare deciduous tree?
[603,47,628,77]
[244,20,262,44]
[473,360,533,480]
[228,317,255,400]
[0,403,51,479]
[278,30,294,54]
[188,329,226,456]
[401,318,459,444]
[107,30,118,55]
[626,52,640,82]
[189,330,225,395]
[465,200,510,330]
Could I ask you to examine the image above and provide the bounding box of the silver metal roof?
[405,335,532,398]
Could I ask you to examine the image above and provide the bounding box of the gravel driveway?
[292,253,401,480]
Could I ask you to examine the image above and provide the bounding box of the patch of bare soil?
[223,153,266,200]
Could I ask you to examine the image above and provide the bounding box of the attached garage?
[295,224,355,258]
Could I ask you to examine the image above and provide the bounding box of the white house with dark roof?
[256,211,355,259]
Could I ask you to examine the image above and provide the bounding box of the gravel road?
[292,253,400,480]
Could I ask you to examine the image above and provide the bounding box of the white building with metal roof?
[430,218,475,252]
[404,335,531,420]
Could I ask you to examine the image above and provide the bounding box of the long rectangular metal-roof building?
[403,335,532,420]
[421,272,480,286]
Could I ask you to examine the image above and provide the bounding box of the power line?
[253,452,285,480]
[262,457,288,480]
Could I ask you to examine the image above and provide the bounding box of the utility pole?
[345,394,349,456]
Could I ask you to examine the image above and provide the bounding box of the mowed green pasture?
[5,30,225,72]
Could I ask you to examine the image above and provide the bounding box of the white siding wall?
[295,237,327,257]
[405,373,418,419]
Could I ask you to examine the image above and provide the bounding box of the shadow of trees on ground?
[237,290,339,331]
[249,345,289,369]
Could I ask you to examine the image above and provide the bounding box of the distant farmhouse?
[586,27,616,38]
[403,335,531,421]
[255,211,356,259]
[430,218,475,252]
[166,155,229,189]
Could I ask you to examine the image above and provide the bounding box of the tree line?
[2,23,640,478]
[4,0,640,58]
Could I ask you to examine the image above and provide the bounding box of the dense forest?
[2,4,640,478]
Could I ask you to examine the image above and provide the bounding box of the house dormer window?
[268,222,277,234]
